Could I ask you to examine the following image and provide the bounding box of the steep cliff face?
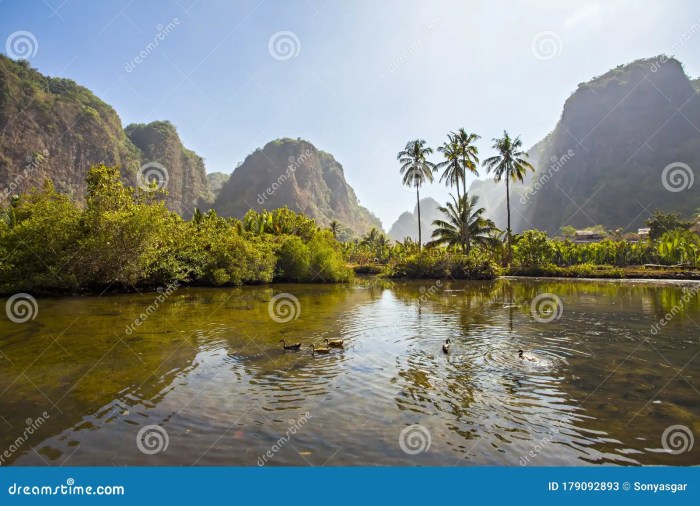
[0,55,140,201]
[0,56,210,214]
[213,138,382,234]
[469,56,700,234]
[125,121,212,216]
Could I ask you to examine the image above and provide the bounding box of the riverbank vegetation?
[0,165,351,295]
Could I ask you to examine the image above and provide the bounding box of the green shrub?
[384,250,497,280]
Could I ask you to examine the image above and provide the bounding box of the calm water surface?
[1,278,699,466]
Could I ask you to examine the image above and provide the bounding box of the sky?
[1,0,699,228]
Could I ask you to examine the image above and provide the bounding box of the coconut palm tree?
[436,135,463,201]
[398,139,436,249]
[329,220,340,239]
[482,131,534,263]
[453,129,480,197]
[428,193,499,254]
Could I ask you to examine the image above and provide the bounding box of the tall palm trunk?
[416,185,422,250]
[462,157,467,200]
[505,176,511,265]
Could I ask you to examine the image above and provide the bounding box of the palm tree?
[482,131,534,263]
[398,139,436,249]
[436,136,463,201]
[453,129,480,197]
[428,193,499,254]
[329,220,340,239]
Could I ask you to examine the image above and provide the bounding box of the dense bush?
[384,249,497,280]
[0,165,352,294]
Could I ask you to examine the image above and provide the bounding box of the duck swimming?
[309,344,331,355]
[324,338,344,348]
[518,349,538,362]
[442,339,451,354]
[279,339,302,351]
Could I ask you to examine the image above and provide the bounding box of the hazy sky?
[1,0,699,227]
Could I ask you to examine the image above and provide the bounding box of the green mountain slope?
[213,138,381,234]
[0,56,210,215]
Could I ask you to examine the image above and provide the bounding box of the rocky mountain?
[207,172,230,198]
[213,138,381,234]
[693,78,700,93]
[388,197,442,243]
[469,56,700,235]
[0,56,210,215]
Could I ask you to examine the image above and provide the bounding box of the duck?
[518,349,538,362]
[324,338,344,348]
[442,339,451,354]
[309,344,331,355]
[279,339,302,351]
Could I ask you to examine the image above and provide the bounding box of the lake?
[1,278,699,466]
